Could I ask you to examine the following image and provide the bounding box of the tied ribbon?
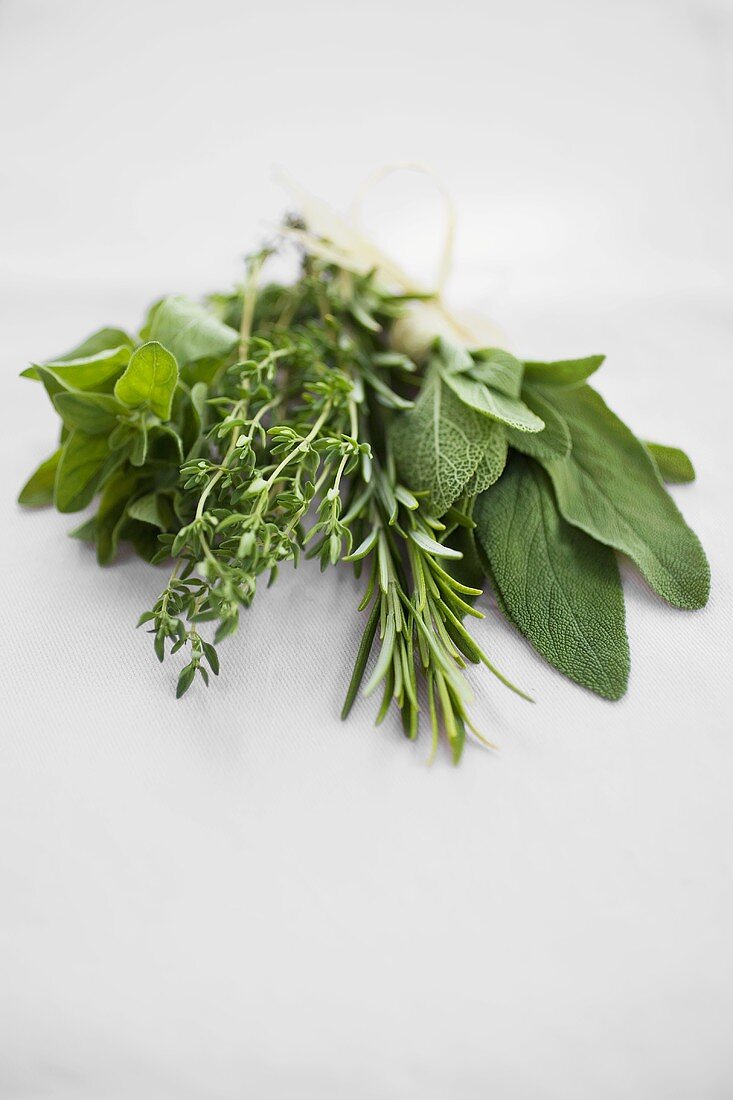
[277,163,505,358]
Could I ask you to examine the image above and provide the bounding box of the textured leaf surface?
[645,442,695,484]
[18,450,61,506]
[535,385,710,609]
[475,454,629,699]
[463,424,508,494]
[443,370,545,433]
[523,355,604,386]
[115,341,178,420]
[467,348,524,397]
[506,383,572,460]
[144,296,238,366]
[392,371,501,515]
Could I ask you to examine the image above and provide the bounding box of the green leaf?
[95,468,140,565]
[54,431,120,514]
[463,424,508,495]
[22,345,132,389]
[143,296,238,366]
[391,370,506,515]
[18,449,61,506]
[127,492,166,529]
[53,391,121,435]
[68,516,97,541]
[534,385,710,609]
[645,442,695,484]
[523,355,605,386]
[469,348,524,398]
[475,454,629,699]
[433,336,541,431]
[408,528,463,559]
[50,327,135,363]
[114,341,179,420]
[506,382,572,461]
[176,662,196,699]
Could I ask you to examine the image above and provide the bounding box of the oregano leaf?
[114,341,179,420]
[143,295,238,366]
[18,449,61,506]
[54,431,120,514]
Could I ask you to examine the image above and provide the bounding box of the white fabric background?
[1,1,732,1096]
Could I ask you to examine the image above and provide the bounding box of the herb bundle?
[18,201,709,761]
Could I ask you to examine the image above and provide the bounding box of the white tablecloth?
[1,1,732,1096]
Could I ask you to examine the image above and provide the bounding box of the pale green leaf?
[463,423,508,495]
[442,370,545,433]
[391,370,504,515]
[475,454,629,699]
[468,348,525,398]
[22,345,132,388]
[51,327,135,363]
[114,341,179,420]
[143,296,238,365]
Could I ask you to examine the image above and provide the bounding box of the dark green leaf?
[534,385,709,609]
[475,454,629,699]
[506,382,572,461]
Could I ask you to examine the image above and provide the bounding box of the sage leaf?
[535,385,710,609]
[475,454,629,699]
[114,341,179,420]
[54,431,120,513]
[523,355,604,386]
[143,296,238,366]
[645,441,695,484]
[18,449,61,506]
[391,370,503,515]
[506,382,572,460]
[463,423,508,495]
[443,369,544,433]
[467,348,524,398]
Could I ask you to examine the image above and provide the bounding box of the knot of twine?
[277,163,503,353]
